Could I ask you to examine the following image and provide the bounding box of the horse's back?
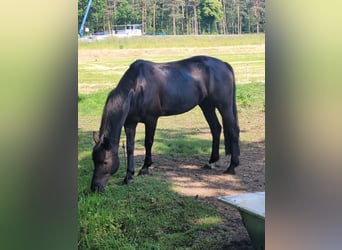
[122,56,235,115]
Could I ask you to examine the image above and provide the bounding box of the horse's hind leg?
[138,116,158,176]
[199,101,222,168]
[218,106,240,174]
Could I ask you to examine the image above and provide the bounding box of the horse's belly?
[160,99,198,116]
[158,80,206,116]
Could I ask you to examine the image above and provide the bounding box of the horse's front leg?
[123,123,137,184]
[139,117,158,175]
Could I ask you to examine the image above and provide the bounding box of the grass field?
[78,34,265,249]
[78,34,264,50]
[79,34,264,95]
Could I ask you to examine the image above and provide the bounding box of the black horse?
[91,55,240,192]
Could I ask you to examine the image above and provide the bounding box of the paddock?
[78,34,265,249]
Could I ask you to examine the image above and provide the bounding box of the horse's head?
[90,132,119,192]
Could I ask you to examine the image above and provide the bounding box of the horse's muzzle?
[90,182,105,192]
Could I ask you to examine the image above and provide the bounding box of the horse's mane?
[98,60,143,136]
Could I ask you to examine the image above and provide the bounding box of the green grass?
[78,82,264,249]
[78,82,264,118]
[78,92,107,117]
[78,175,218,249]
[78,34,264,249]
[78,129,224,249]
[237,82,265,109]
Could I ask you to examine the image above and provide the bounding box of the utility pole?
[79,0,93,37]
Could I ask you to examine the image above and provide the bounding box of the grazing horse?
[91,55,240,192]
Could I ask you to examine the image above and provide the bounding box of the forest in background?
[78,0,265,36]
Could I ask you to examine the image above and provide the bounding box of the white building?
[114,24,142,37]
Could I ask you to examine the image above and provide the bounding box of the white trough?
[218,192,265,250]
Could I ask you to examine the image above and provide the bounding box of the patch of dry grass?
[78,44,264,94]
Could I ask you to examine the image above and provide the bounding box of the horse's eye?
[103,161,108,165]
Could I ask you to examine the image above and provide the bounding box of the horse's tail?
[225,62,238,123]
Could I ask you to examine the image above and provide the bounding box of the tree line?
[78,0,265,36]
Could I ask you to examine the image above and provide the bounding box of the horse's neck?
[99,113,122,147]
[99,90,131,146]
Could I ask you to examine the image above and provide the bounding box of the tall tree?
[78,0,266,35]
[115,0,138,25]
[237,0,241,33]
[152,0,157,34]
[251,0,265,33]
[220,0,228,34]
[187,0,199,35]
[199,0,223,34]
[164,0,183,35]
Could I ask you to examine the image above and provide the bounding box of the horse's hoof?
[123,176,134,185]
[223,167,236,175]
[138,168,149,175]
[203,163,213,169]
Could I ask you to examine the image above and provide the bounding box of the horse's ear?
[102,136,112,150]
[93,131,100,144]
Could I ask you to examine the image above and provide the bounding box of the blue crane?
[79,0,93,37]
